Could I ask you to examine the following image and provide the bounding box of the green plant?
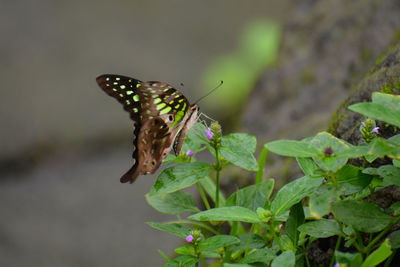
[146,92,400,267]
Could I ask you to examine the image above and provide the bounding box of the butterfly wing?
[120,116,172,183]
[173,105,199,155]
[96,74,194,183]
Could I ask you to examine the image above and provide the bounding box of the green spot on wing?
[160,106,172,115]
[133,95,139,102]
[126,90,133,95]
[154,98,162,104]
[120,85,126,89]
[133,107,138,113]
[157,103,167,110]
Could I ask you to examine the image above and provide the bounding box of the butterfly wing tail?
[120,165,140,183]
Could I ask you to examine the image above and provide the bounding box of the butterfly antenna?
[193,80,223,105]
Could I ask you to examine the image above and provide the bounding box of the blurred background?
[2,0,399,266]
[0,1,288,266]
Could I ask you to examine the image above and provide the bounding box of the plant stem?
[365,216,400,253]
[303,242,311,267]
[196,182,210,210]
[329,236,342,267]
[255,147,268,184]
[354,229,365,252]
[384,248,397,267]
[199,255,208,267]
[214,146,221,208]
[244,224,255,257]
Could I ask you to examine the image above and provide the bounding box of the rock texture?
[240,1,400,265]
[242,0,400,142]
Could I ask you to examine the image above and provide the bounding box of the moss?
[380,79,400,94]
[327,109,344,134]
[381,81,394,94]
[360,47,373,64]
[374,54,386,66]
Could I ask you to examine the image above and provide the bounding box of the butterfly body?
[96,74,198,183]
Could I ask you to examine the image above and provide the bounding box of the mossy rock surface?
[242,0,400,143]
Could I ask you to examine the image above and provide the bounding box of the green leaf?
[298,219,342,238]
[239,248,275,264]
[271,176,323,217]
[361,239,392,267]
[199,176,226,206]
[286,202,305,246]
[175,245,194,256]
[331,200,394,233]
[175,246,220,258]
[182,123,208,154]
[349,102,400,128]
[278,235,295,251]
[223,264,258,267]
[334,144,370,159]
[188,206,261,223]
[368,137,400,160]
[146,222,191,238]
[149,162,211,196]
[230,234,265,251]
[199,235,240,251]
[265,140,321,157]
[146,190,199,214]
[310,132,350,172]
[374,165,400,186]
[271,250,295,267]
[394,159,400,168]
[389,202,400,216]
[388,230,400,249]
[309,183,337,219]
[335,251,363,267]
[390,134,400,145]
[337,165,373,195]
[296,157,320,176]
[164,255,198,267]
[372,92,400,108]
[225,180,274,211]
[220,133,258,171]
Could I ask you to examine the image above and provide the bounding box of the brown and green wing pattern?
[96,74,192,183]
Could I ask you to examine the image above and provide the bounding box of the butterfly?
[96,74,199,183]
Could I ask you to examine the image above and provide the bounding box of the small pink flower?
[323,178,327,183]
[186,150,194,156]
[333,263,340,267]
[185,234,194,243]
[371,127,379,134]
[206,128,214,140]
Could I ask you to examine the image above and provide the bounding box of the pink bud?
[185,234,194,243]
[206,128,214,140]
